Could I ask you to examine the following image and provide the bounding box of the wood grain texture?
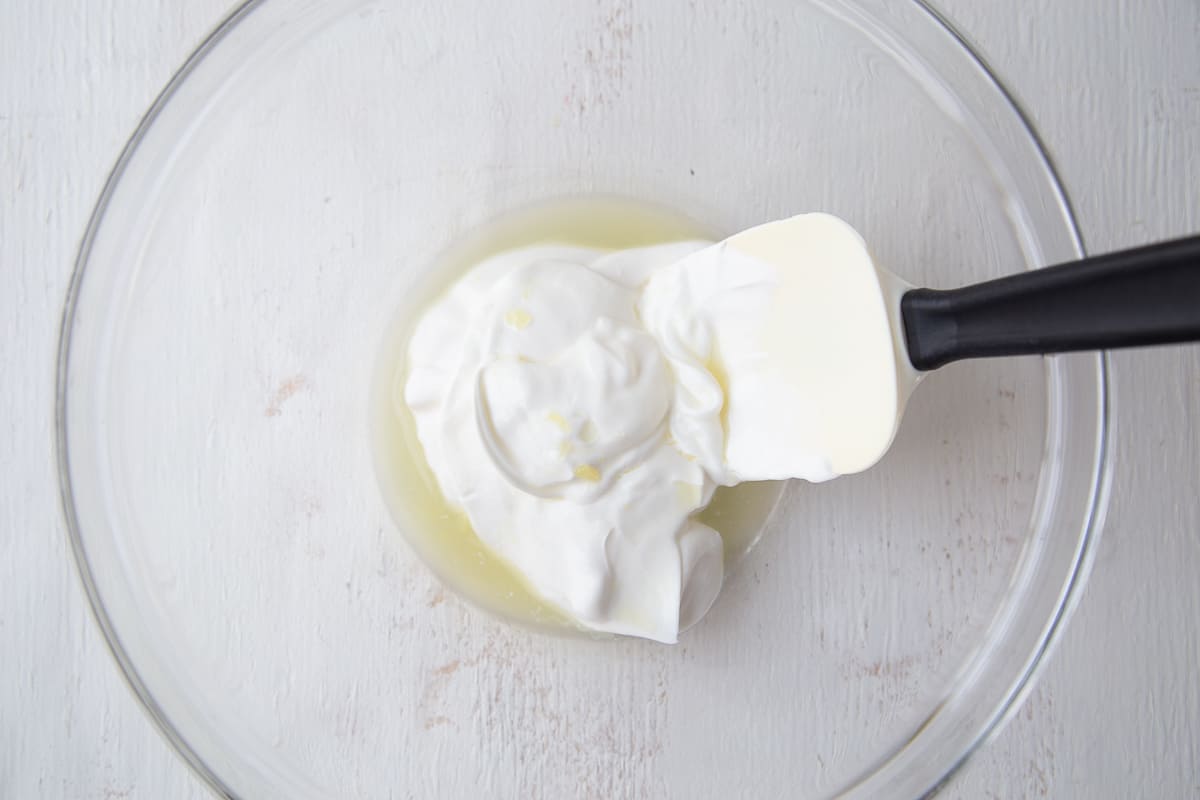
[1,0,1197,798]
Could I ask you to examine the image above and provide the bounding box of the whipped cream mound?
[404,213,889,642]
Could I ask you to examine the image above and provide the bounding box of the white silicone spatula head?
[715,213,917,479]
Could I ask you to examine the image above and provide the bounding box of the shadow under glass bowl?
[58,1,1109,797]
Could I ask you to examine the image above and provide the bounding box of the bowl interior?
[61,1,1103,797]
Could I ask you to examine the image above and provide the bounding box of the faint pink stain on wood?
[432,659,461,676]
[265,374,308,417]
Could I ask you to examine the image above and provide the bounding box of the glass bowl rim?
[54,1,1111,797]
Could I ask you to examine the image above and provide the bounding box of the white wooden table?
[3,1,1197,797]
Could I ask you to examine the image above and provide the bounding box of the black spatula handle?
[900,235,1200,371]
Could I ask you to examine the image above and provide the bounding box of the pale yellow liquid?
[371,197,785,634]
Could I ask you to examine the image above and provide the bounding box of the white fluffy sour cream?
[404,213,898,642]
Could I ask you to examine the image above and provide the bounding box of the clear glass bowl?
[58,1,1109,797]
